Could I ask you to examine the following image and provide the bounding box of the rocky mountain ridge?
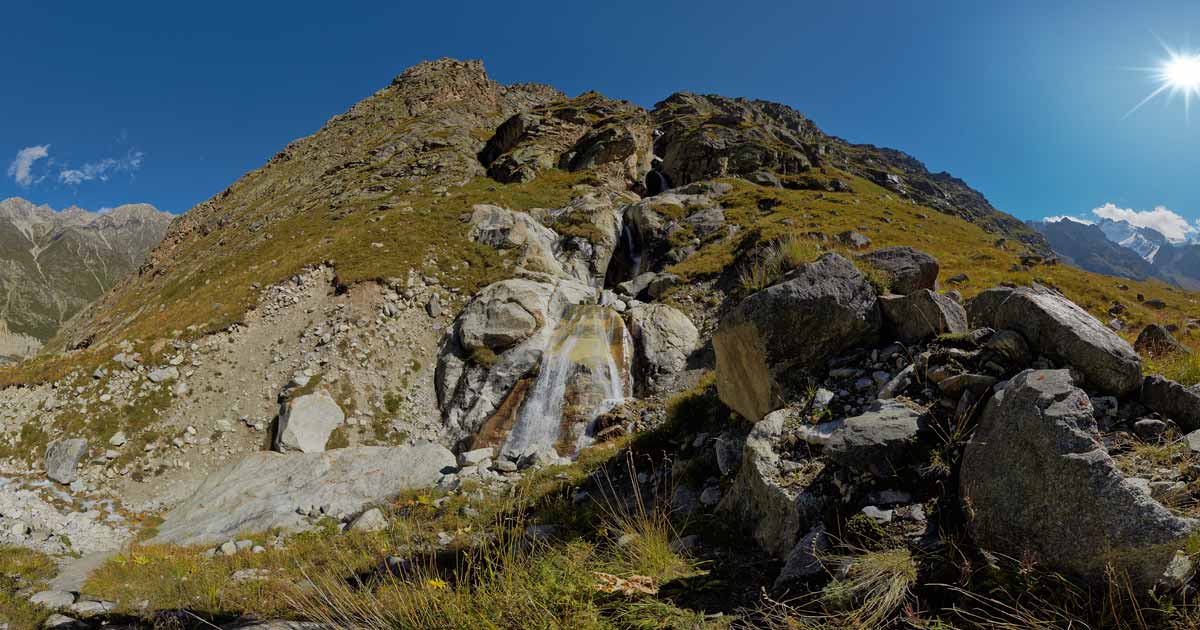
[0,198,172,362]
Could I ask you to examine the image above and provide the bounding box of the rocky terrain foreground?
[2,58,1200,628]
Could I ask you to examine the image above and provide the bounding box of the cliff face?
[0,198,172,358]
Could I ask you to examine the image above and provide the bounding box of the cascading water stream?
[501,304,633,459]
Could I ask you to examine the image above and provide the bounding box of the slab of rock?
[714,254,880,421]
[45,439,88,485]
[30,590,76,608]
[275,390,344,453]
[1141,375,1200,432]
[961,369,1196,589]
[152,444,454,546]
[626,303,699,393]
[857,247,939,295]
[348,507,388,532]
[824,399,925,478]
[1135,324,1192,358]
[967,286,1142,396]
[879,289,968,344]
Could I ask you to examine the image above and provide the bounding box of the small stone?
[1134,418,1168,441]
[861,505,894,524]
[30,591,76,609]
[219,541,238,556]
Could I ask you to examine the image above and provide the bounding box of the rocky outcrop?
[967,286,1143,396]
[152,444,454,546]
[961,370,1196,589]
[714,254,880,421]
[623,184,730,274]
[626,304,699,394]
[879,289,968,344]
[480,92,654,187]
[275,390,345,453]
[857,247,940,295]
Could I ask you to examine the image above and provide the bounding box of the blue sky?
[4,1,1200,237]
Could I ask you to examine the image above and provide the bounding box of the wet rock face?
[714,253,881,422]
[967,285,1143,396]
[961,370,1196,589]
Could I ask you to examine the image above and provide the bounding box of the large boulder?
[718,410,833,557]
[1141,376,1200,432]
[967,286,1142,396]
[824,399,926,478]
[714,254,880,421]
[626,304,699,393]
[467,205,565,279]
[152,444,455,546]
[961,370,1196,589]
[1135,324,1192,358]
[878,289,968,344]
[275,390,344,453]
[857,247,940,295]
[45,439,88,485]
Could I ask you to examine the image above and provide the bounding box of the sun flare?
[1129,46,1200,119]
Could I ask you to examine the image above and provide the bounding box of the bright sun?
[1128,46,1200,119]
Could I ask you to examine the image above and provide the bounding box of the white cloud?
[1043,215,1095,225]
[7,145,50,186]
[58,150,144,186]
[1091,203,1198,242]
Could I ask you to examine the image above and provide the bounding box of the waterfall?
[501,304,633,459]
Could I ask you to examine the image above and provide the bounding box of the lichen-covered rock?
[967,286,1142,396]
[961,369,1196,589]
[857,247,940,295]
[879,289,968,344]
[626,304,699,394]
[714,254,880,421]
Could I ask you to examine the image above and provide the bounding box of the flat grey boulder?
[45,439,88,485]
[152,444,454,546]
[879,289,968,344]
[857,247,940,295]
[961,369,1196,589]
[824,399,925,478]
[1141,375,1200,432]
[275,390,344,453]
[715,253,880,422]
[147,367,179,383]
[967,286,1142,396]
[626,303,699,393]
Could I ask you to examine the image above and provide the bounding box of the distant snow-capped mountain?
[1032,216,1200,290]
[1096,219,1168,263]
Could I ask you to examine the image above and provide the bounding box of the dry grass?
[0,546,56,630]
[1146,350,1200,387]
